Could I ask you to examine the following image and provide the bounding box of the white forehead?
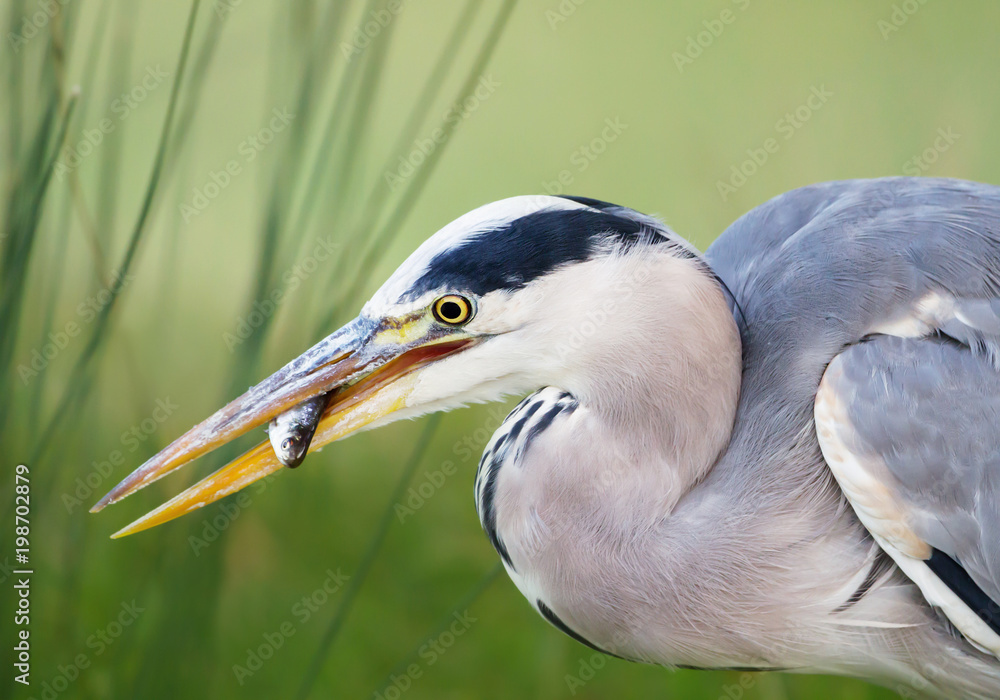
[364,195,591,314]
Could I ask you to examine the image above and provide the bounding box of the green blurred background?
[3,1,999,698]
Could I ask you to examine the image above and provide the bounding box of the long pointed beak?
[94,315,475,537]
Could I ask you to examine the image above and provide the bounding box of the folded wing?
[816,333,1000,656]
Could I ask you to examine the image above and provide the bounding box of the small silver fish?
[268,393,330,468]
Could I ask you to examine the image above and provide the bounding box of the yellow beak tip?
[109,520,147,539]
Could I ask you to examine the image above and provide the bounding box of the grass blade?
[295,414,444,699]
[30,0,203,466]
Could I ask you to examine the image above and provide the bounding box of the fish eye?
[432,295,474,326]
[281,438,295,451]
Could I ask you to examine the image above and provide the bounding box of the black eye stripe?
[406,207,673,299]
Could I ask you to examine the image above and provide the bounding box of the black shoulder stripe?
[490,430,509,455]
[536,600,626,659]
[511,393,534,414]
[504,399,543,446]
[480,452,514,571]
[926,549,1000,636]
[558,396,578,415]
[477,398,545,573]
[525,403,568,447]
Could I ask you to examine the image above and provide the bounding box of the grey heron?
[93,177,1000,697]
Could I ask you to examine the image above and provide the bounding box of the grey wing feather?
[708,178,1000,362]
[823,334,1000,604]
[939,297,1000,366]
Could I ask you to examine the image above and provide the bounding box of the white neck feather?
[537,250,743,496]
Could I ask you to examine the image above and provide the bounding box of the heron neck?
[571,255,743,496]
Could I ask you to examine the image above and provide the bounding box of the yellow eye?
[432,295,474,326]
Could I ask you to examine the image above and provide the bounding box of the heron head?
[95,195,738,536]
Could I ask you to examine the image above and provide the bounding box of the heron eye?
[433,295,473,325]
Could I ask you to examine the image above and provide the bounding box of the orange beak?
[92,315,475,538]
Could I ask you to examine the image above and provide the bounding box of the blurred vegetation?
[3,1,1000,698]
